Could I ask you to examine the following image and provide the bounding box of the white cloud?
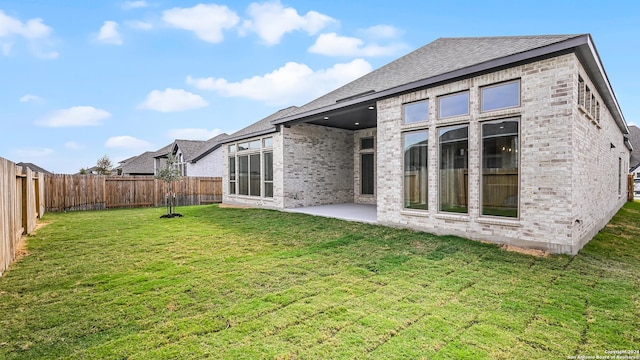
[138,88,208,112]
[122,1,148,10]
[167,128,225,140]
[162,4,239,43]
[105,136,152,149]
[13,147,54,157]
[0,10,52,38]
[359,25,402,39]
[64,141,84,150]
[96,21,123,45]
[309,32,405,57]
[37,106,111,127]
[19,94,40,103]
[126,20,153,30]
[0,10,57,58]
[187,58,372,106]
[241,0,335,45]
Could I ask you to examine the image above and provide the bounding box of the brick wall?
[282,124,354,208]
[377,53,628,254]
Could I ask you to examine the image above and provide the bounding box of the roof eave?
[577,35,628,134]
[220,127,279,144]
[273,34,632,134]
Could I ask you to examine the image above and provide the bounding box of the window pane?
[439,92,469,118]
[264,152,273,182]
[238,155,249,195]
[404,131,428,210]
[482,81,520,112]
[439,125,468,213]
[263,137,273,147]
[403,100,429,124]
[482,119,519,217]
[361,153,374,195]
[229,144,236,153]
[264,183,273,198]
[229,181,236,195]
[249,140,261,150]
[238,142,249,151]
[249,154,261,196]
[229,157,236,181]
[361,137,374,150]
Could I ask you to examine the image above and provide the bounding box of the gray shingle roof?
[16,162,52,174]
[192,133,231,162]
[279,35,581,121]
[222,106,298,143]
[174,140,206,161]
[629,125,640,171]
[119,151,156,175]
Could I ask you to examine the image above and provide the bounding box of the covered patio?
[284,203,377,224]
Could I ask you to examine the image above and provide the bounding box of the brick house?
[222,34,631,254]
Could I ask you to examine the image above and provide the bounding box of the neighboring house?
[628,125,640,195]
[222,34,631,255]
[81,166,116,175]
[16,162,52,175]
[154,133,230,177]
[116,151,157,176]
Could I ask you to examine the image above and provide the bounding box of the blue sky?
[1,0,638,174]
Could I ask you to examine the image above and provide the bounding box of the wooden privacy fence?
[0,157,45,276]
[44,175,222,212]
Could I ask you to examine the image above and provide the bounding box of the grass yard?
[0,203,639,359]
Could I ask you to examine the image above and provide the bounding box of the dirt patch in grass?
[500,244,548,257]
[14,222,50,261]
[218,203,253,209]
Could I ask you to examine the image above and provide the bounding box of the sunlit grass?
[0,202,638,359]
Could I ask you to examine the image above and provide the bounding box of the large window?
[482,119,519,218]
[360,137,375,195]
[249,154,260,196]
[404,131,428,210]
[264,152,273,198]
[229,157,236,194]
[481,80,520,112]
[439,125,468,213]
[229,137,273,198]
[438,91,469,118]
[403,100,429,124]
[238,155,249,195]
[361,153,374,195]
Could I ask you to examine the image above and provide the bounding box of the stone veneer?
[376,53,628,254]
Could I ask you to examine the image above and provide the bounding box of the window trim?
[479,117,521,219]
[402,99,429,124]
[480,79,521,113]
[438,91,470,119]
[437,123,469,214]
[403,129,429,211]
[227,136,274,199]
[360,153,375,195]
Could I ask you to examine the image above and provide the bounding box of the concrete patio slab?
[284,203,377,224]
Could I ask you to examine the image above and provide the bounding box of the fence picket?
[44,175,222,212]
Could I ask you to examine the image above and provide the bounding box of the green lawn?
[0,203,638,359]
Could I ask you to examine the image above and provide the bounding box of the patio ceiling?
[302,102,377,131]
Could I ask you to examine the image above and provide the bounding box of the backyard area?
[0,202,638,359]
